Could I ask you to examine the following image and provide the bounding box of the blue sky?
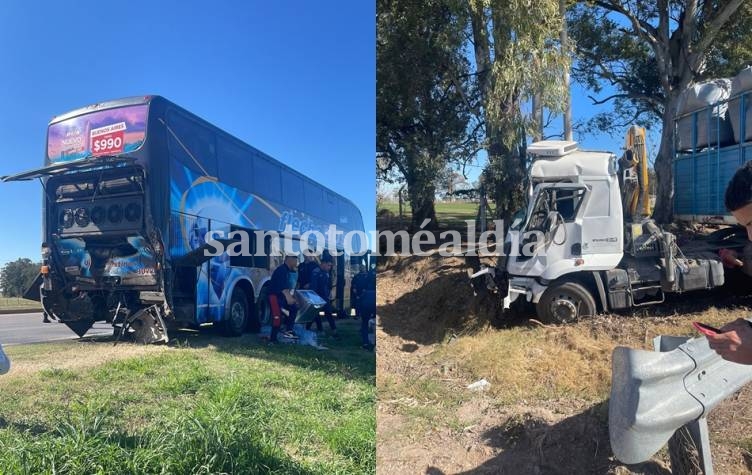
[0,0,375,266]
[454,80,662,186]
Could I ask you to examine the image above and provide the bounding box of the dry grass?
[436,310,738,405]
[377,253,752,474]
[4,340,169,376]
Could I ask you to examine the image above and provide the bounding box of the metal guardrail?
[610,334,752,472]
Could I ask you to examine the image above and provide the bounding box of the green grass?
[378,201,479,227]
[0,320,375,474]
[0,297,40,311]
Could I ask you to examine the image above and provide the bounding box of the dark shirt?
[352,271,369,295]
[270,264,297,299]
[311,266,331,301]
[357,270,376,313]
[298,260,318,289]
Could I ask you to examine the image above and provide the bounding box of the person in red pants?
[269,252,299,343]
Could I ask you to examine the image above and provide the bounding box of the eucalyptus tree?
[569,0,748,222]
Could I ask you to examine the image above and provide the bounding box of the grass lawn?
[0,319,374,474]
[379,202,479,228]
[0,297,40,311]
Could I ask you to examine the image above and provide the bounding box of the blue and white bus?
[3,96,366,342]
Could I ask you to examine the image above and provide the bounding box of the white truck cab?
[485,139,727,323]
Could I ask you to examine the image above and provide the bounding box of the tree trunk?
[488,128,527,226]
[560,0,572,141]
[406,178,438,230]
[532,92,543,142]
[652,96,678,223]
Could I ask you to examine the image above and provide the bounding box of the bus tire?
[256,286,272,327]
[536,281,596,324]
[223,287,248,337]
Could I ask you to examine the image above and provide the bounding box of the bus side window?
[254,234,272,270]
[166,110,218,177]
[229,225,255,268]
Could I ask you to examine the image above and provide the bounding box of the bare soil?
[377,254,752,475]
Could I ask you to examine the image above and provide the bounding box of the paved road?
[0,312,112,345]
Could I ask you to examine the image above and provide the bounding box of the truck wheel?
[222,287,248,337]
[536,281,596,324]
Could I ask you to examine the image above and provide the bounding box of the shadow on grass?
[79,318,375,384]
[426,400,671,475]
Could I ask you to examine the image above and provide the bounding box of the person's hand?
[706,318,752,365]
[719,248,743,268]
[284,292,295,306]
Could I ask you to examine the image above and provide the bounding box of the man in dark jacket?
[269,252,299,342]
[306,253,338,338]
[297,252,318,290]
[708,161,752,363]
[358,267,376,351]
[350,263,369,319]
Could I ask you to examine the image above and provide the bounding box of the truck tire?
[222,287,248,337]
[536,281,596,324]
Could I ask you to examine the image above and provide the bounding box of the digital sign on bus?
[47,104,148,163]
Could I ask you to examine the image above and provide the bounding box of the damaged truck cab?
[485,135,730,323]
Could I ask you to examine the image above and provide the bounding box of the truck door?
[580,179,623,258]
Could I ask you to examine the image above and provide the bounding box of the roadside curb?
[0,308,41,315]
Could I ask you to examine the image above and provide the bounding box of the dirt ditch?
[377,254,752,474]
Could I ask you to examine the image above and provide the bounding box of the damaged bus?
[2,96,366,343]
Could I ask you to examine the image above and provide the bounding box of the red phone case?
[692,321,722,336]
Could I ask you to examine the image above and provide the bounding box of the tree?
[569,0,748,222]
[437,168,468,200]
[377,0,479,228]
[0,258,39,298]
[466,0,570,223]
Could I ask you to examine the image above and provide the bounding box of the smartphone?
[692,321,722,336]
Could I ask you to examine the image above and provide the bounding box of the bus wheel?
[223,287,248,337]
[536,281,596,324]
[257,286,271,327]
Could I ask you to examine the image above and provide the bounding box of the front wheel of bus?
[223,288,248,337]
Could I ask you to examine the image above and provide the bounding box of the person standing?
[351,263,368,319]
[358,266,376,351]
[298,252,318,290]
[306,254,339,338]
[708,161,752,363]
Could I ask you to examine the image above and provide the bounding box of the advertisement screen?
[47,104,149,163]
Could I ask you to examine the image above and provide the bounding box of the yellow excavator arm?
[621,125,651,221]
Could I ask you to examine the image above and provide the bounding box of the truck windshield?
[525,186,586,232]
[510,208,527,230]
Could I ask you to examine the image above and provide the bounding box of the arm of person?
[706,318,752,365]
[282,288,295,306]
